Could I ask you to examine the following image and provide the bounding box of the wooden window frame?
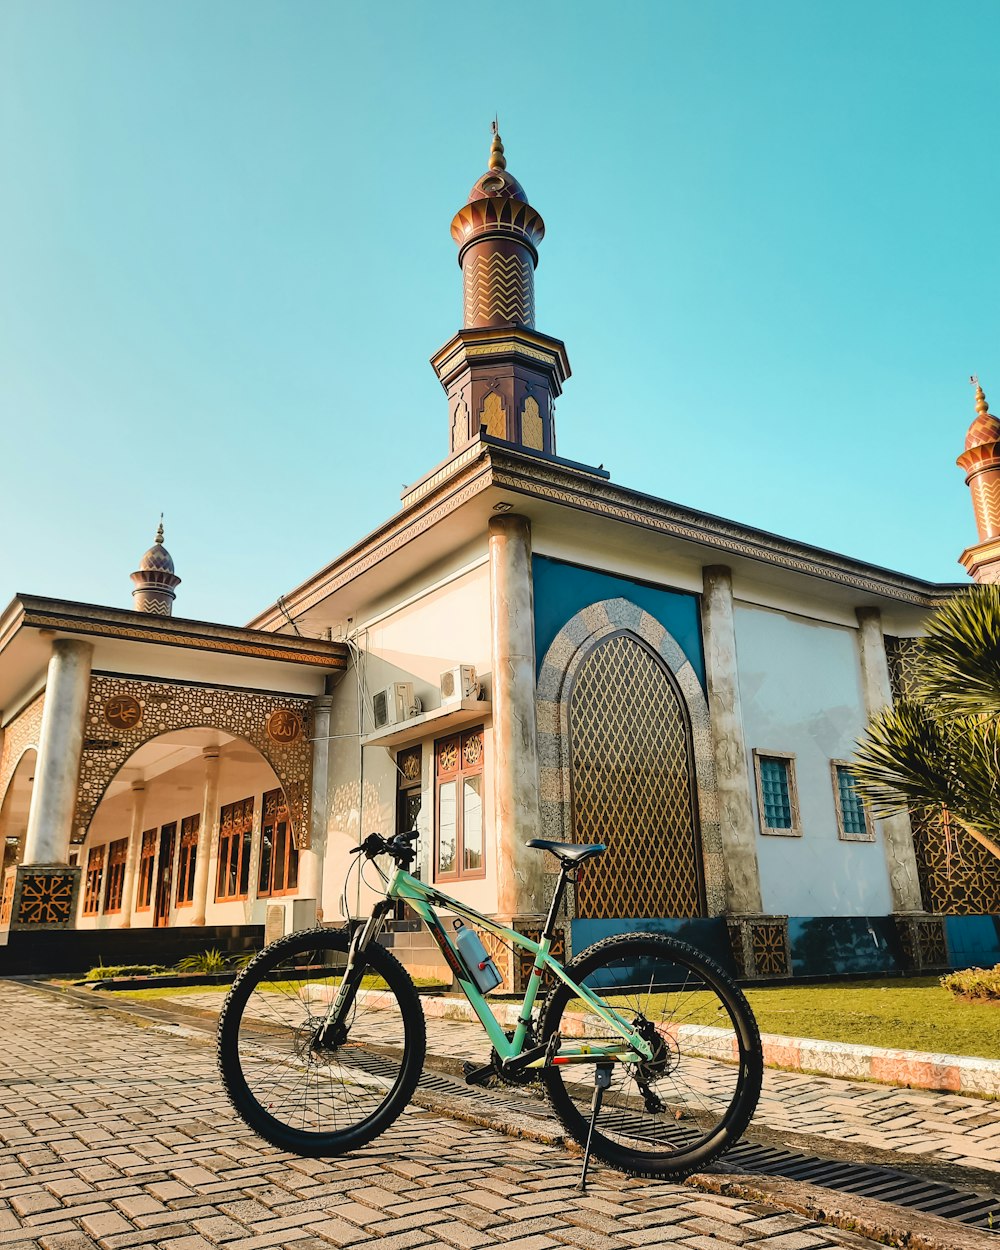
[175,814,200,906]
[257,788,298,898]
[434,727,486,883]
[752,749,802,837]
[215,797,255,902]
[135,829,157,911]
[83,845,106,916]
[831,759,875,843]
[103,838,129,913]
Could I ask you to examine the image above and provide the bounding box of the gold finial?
[489,118,506,171]
[971,374,990,418]
[155,513,164,545]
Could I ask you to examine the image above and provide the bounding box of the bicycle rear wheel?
[217,928,425,1156]
[539,932,761,1178]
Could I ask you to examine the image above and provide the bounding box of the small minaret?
[431,123,570,456]
[130,519,181,615]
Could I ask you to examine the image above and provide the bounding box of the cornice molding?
[250,443,960,629]
[3,596,348,669]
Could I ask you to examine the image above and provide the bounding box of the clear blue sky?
[2,2,998,627]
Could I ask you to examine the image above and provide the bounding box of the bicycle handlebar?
[349,829,419,866]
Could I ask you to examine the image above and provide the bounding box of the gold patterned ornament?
[399,749,421,782]
[463,733,483,766]
[266,708,303,745]
[438,740,459,773]
[104,695,142,730]
[521,396,543,450]
[17,873,75,925]
[480,392,507,438]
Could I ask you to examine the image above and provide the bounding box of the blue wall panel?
[571,917,734,972]
[533,556,705,687]
[945,915,1000,969]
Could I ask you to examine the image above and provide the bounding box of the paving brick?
[36,1234,101,1250]
[79,1211,134,1238]
[424,1221,494,1249]
[743,1235,827,1250]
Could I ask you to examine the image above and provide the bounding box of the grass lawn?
[743,977,1000,1060]
[91,975,999,1060]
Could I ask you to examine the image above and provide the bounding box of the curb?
[690,1174,1000,1250]
[418,994,1000,1098]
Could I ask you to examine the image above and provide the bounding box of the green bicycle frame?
[329,862,655,1070]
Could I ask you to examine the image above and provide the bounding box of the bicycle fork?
[317,902,393,1047]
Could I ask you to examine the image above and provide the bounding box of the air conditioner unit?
[373,682,418,730]
[440,665,479,704]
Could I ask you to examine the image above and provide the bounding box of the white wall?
[321,562,498,921]
[734,603,893,917]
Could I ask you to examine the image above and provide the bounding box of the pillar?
[189,747,221,926]
[701,567,763,915]
[489,514,545,919]
[855,608,924,913]
[118,780,146,928]
[301,694,332,922]
[23,639,93,865]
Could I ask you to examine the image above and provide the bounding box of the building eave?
[248,436,964,631]
[3,595,349,669]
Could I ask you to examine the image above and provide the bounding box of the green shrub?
[174,948,231,975]
[84,962,169,981]
[940,964,1000,1001]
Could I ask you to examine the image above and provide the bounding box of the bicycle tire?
[539,932,762,1178]
[217,927,426,1156]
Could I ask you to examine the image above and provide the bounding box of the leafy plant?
[940,964,1000,1002]
[84,962,168,981]
[852,586,1000,864]
[174,948,231,975]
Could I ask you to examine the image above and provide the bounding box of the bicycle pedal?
[463,1061,495,1087]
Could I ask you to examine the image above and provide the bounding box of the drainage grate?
[405,1064,1000,1232]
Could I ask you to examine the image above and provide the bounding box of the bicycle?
[217,829,763,1182]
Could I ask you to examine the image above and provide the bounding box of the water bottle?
[453,920,503,993]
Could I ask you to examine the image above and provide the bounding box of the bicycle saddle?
[526,838,606,865]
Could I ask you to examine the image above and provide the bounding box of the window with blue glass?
[753,751,800,836]
[832,761,874,841]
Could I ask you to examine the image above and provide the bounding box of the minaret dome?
[130,519,181,615]
[957,378,1000,583]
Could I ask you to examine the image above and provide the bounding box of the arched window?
[570,631,703,919]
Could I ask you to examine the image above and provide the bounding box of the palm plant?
[852,585,1000,862]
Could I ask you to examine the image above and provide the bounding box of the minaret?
[957,378,1000,583]
[130,519,181,615]
[431,124,570,456]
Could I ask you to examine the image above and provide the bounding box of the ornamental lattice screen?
[569,632,703,919]
[885,636,1000,914]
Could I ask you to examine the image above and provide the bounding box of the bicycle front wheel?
[217,928,426,1156]
[539,932,762,1178]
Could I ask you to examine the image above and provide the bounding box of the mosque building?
[1,129,998,982]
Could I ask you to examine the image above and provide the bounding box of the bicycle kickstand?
[575,1063,613,1194]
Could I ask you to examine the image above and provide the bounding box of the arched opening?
[79,728,292,930]
[0,749,37,876]
[569,631,704,919]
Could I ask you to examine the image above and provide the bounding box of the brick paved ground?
[0,981,889,1250]
[179,990,1000,1174]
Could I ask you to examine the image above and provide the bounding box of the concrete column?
[23,639,93,865]
[189,747,221,926]
[855,608,924,913]
[701,567,763,915]
[304,694,333,921]
[488,514,545,918]
[118,780,146,928]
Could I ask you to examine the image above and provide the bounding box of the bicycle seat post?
[542,862,573,942]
